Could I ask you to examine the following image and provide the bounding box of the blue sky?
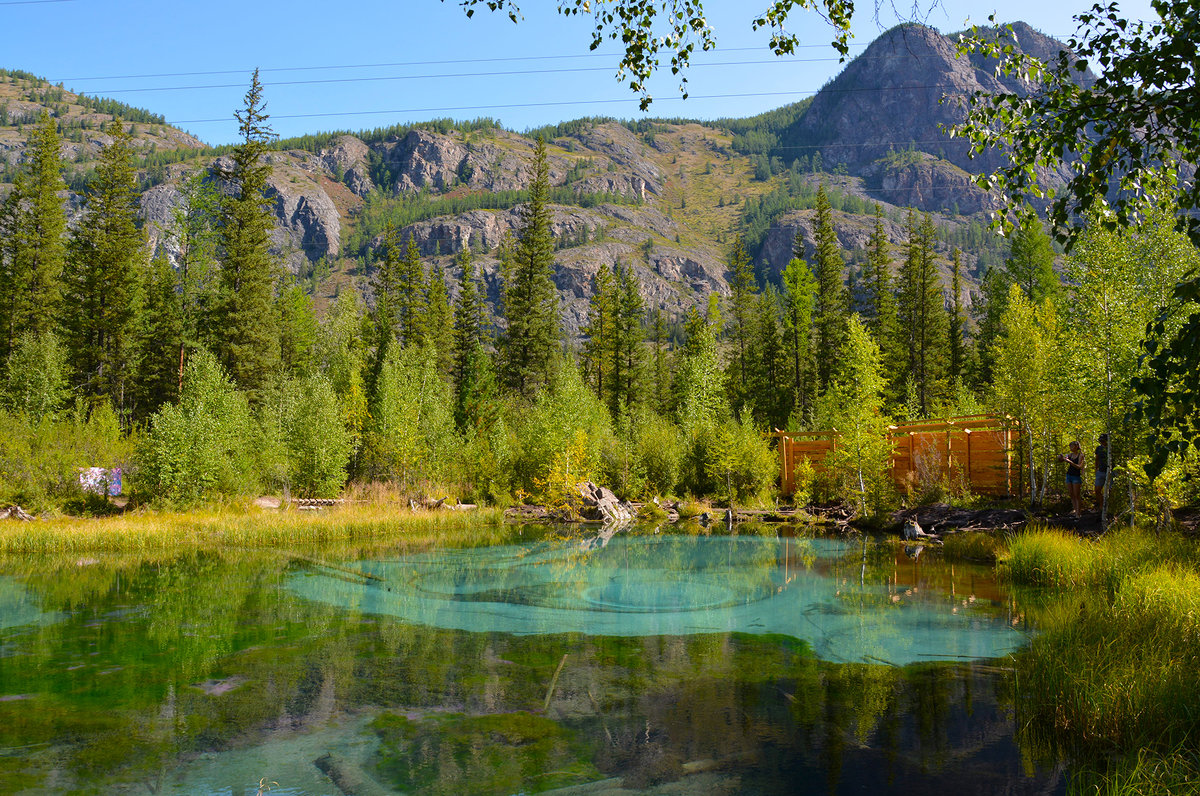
[2,0,1157,145]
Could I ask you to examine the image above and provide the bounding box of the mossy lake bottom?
[0,523,1064,795]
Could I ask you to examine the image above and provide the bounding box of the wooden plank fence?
[773,415,1018,497]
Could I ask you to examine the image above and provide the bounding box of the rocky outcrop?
[576,482,634,524]
[265,173,341,270]
[316,134,374,196]
[784,22,1085,212]
[865,153,999,215]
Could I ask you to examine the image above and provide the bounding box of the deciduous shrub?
[136,351,258,505]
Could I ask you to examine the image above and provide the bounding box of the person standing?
[1059,440,1085,516]
[1094,433,1110,511]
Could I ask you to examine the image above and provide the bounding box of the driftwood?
[1,505,35,521]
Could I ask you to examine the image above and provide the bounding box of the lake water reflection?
[0,524,1063,795]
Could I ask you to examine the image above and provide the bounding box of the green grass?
[0,502,506,555]
[1001,524,1200,590]
[1005,525,1200,790]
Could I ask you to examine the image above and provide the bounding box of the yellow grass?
[0,501,507,556]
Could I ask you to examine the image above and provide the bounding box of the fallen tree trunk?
[1,505,35,521]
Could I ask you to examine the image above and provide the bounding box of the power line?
[53,44,874,83]
[167,85,965,126]
[87,59,847,96]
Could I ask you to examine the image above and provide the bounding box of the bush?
[633,408,684,498]
[360,346,457,489]
[0,403,132,513]
[509,364,613,503]
[262,374,353,498]
[2,331,69,422]
[703,412,777,506]
[136,351,258,505]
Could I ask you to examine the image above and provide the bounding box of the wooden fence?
[773,415,1017,497]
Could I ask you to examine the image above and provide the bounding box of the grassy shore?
[1001,525,1200,794]
[0,501,508,555]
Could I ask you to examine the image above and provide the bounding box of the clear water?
[289,534,1027,665]
[0,524,1062,795]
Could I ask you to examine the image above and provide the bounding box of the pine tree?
[864,206,902,406]
[897,211,948,417]
[62,119,145,415]
[947,247,969,385]
[1006,214,1060,303]
[278,279,318,376]
[425,262,454,377]
[581,264,615,401]
[727,236,756,405]
[131,253,184,417]
[0,112,67,361]
[811,184,847,390]
[649,307,671,415]
[499,136,559,398]
[216,69,281,403]
[611,262,645,415]
[398,233,428,348]
[781,254,817,426]
[452,248,498,431]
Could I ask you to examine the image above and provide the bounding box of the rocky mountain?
[0,22,1082,335]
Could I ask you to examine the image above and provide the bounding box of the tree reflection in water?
[0,526,1060,795]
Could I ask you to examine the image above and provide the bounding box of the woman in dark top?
[1059,440,1085,516]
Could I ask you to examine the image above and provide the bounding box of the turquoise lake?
[0,523,1063,794]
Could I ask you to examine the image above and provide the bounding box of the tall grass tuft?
[1002,524,1200,590]
[1001,525,1102,587]
[1014,529,1200,787]
[1070,744,1200,796]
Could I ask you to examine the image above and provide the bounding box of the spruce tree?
[897,211,948,417]
[425,262,454,377]
[581,263,615,400]
[170,169,222,390]
[781,254,817,426]
[0,112,68,361]
[131,253,184,417]
[727,236,756,403]
[649,307,671,415]
[368,222,402,408]
[216,69,281,403]
[278,279,318,376]
[499,136,559,398]
[612,262,645,415]
[811,184,847,391]
[864,206,902,406]
[398,233,428,348]
[972,265,1008,387]
[63,119,145,415]
[947,247,969,386]
[750,287,789,429]
[1006,214,1060,303]
[451,249,498,431]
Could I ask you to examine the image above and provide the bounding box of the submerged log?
[313,752,391,796]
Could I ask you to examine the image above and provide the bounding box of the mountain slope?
[0,22,1079,334]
